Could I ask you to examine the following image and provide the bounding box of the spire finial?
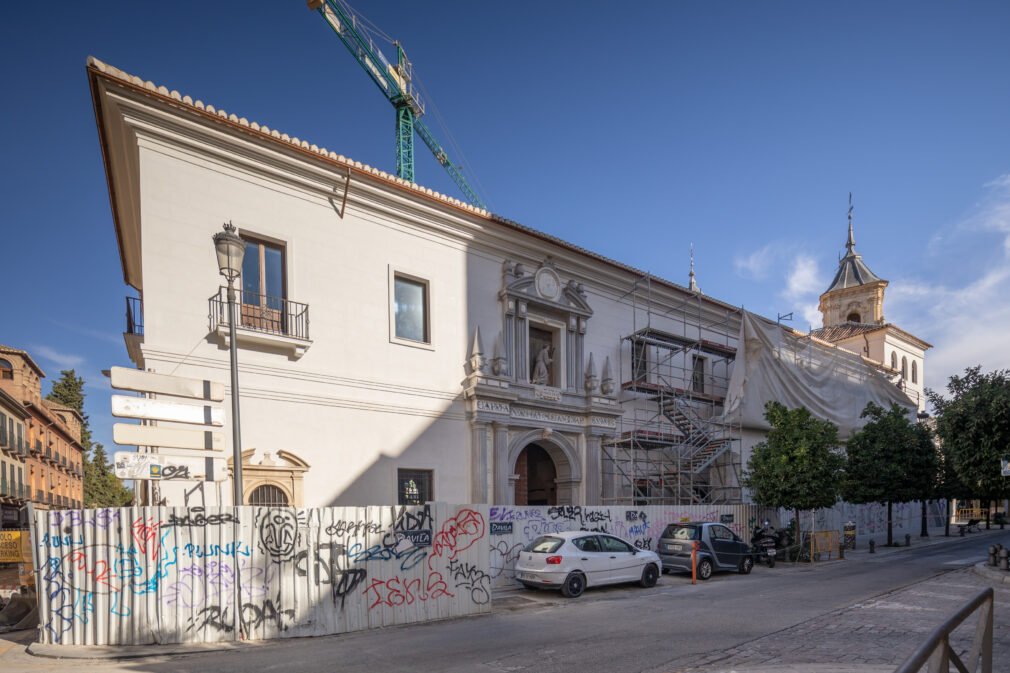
[846,192,855,254]
[688,244,700,293]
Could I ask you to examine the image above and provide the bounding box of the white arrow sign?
[113,424,223,451]
[111,395,224,426]
[114,451,227,482]
[110,366,226,401]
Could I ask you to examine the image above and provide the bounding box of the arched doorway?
[515,443,557,505]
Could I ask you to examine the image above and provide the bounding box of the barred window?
[398,469,433,505]
[248,484,289,506]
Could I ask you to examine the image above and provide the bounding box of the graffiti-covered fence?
[32,504,491,646]
[486,504,770,589]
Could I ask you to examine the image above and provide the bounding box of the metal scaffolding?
[602,275,744,505]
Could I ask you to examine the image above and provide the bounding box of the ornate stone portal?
[462,258,621,505]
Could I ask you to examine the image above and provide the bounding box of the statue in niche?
[531,344,554,385]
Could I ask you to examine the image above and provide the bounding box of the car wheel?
[561,572,586,598]
[739,555,753,575]
[696,558,713,580]
[640,563,659,588]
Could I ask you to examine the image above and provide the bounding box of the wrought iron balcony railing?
[126,295,144,336]
[209,287,310,341]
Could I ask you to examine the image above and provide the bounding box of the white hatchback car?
[514,530,663,598]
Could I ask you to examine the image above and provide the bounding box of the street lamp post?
[213,221,246,506]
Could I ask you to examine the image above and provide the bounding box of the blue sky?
[3,1,1010,453]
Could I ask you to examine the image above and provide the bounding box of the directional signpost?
[110,367,228,495]
[114,452,227,482]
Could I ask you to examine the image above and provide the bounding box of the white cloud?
[782,254,823,301]
[31,345,85,370]
[886,175,1010,394]
[734,244,775,279]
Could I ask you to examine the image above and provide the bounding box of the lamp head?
[213,221,245,282]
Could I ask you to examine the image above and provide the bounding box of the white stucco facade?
[90,58,924,509]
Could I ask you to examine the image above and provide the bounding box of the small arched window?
[890,352,897,370]
[847,312,861,323]
[0,359,12,380]
[911,361,918,384]
[901,356,908,380]
[248,484,289,506]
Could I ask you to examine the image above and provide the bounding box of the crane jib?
[309,0,486,209]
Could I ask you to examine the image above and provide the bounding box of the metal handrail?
[893,587,993,673]
[126,295,144,336]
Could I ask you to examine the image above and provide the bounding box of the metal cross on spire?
[846,192,856,254]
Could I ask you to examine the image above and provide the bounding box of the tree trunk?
[886,500,894,546]
[944,499,950,537]
[920,500,929,537]
[986,500,992,530]
[795,507,802,561]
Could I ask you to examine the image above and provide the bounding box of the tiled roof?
[88,57,745,316]
[811,322,933,350]
[0,344,45,377]
[88,57,490,217]
[809,323,886,343]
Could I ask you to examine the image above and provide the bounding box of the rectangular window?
[397,469,433,505]
[393,274,430,344]
[0,411,6,445]
[241,236,286,332]
[691,355,706,394]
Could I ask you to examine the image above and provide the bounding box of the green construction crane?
[307,0,486,209]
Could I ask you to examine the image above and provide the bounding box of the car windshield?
[662,524,701,541]
[524,536,564,553]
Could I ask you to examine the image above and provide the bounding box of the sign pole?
[227,279,244,506]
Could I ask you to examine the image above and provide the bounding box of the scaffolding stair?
[661,397,733,474]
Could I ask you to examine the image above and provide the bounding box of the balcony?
[32,439,41,454]
[35,489,43,502]
[124,295,145,367]
[209,287,312,358]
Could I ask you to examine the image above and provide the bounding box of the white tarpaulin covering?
[722,311,915,439]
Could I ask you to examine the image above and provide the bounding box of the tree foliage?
[46,369,133,507]
[842,402,937,544]
[843,402,936,504]
[927,366,1010,500]
[743,402,846,512]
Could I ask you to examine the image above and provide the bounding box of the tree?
[83,443,133,508]
[46,369,133,507]
[743,402,846,552]
[927,366,1010,518]
[842,402,937,546]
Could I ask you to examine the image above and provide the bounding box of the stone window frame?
[388,265,434,351]
[0,359,12,380]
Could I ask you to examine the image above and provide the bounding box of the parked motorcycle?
[751,521,782,568]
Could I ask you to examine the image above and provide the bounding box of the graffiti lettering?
[165,507,239,528]
[161,465,191,480]
[447,558,491,605]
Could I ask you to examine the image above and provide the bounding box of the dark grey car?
[657,521,753,579]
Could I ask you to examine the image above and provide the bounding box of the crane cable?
[334,0,490,208]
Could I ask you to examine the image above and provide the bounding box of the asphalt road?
[4,529,1008,673]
